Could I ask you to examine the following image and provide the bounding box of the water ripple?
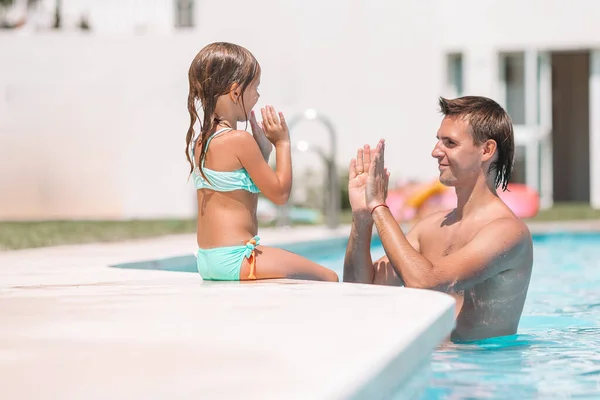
[420,234,600,399]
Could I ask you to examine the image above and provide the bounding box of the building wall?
[2,0,600,219]
[0,0,445,220]
[439,0,600,49]
[441,0,600,113]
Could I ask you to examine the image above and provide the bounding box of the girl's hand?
[250,110,272,161]
[250,110,266,140]
[261,105,289,145]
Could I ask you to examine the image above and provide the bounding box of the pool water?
[315,233,600,399]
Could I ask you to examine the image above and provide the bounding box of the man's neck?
[454,175,498,219]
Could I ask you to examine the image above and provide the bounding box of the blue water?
[315,233,600,399]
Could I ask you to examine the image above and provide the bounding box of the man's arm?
[343,144,379,284]
[371,221,421,286]
[343,212,376,283]
[372,207,531,291]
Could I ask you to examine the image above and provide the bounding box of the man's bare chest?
[420,225,474,259]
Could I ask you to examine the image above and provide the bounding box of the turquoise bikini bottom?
[195,236,260,281]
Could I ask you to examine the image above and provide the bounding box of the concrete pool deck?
[0,225,456,399]
[1,220,598,399]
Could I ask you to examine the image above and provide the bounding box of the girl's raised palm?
[260,105,289,145]
[250,110,267,140]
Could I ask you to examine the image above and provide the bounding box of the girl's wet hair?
[185,42,260,181]
[438,96,515,191]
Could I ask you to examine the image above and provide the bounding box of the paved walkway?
[0,225,456,399]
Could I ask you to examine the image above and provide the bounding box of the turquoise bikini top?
[191,127,261,193]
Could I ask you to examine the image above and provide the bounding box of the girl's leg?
[239,245,338,282]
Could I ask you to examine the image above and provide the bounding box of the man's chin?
[438,176,454,187]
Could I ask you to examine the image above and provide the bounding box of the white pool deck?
[1,220,598,399]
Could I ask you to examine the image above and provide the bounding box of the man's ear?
[482,139,497,162]
[229,83,240,104]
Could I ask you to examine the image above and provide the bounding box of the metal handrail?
[276,109,340,229]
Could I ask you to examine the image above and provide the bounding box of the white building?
[0,0,598,219]
[0,0,185,33]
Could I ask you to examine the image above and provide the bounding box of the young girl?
[185,42,338,282]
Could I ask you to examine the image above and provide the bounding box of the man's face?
[431,116,483,187]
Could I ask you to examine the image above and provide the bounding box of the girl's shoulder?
[212,129,256,146]
[216,128,253,138]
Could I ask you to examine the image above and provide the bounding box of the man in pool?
[343,96,534,342]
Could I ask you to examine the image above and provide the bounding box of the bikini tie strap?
[244,236,260,280]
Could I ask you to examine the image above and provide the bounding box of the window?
[500,53,526,125]
[175,0,194,28]
[511,145,527,184]
[446,53,463,97]
[503,52,528,184]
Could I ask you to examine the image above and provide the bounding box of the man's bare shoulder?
[485,216,531,240]
[484,201,532,244]
[463,211,533,274]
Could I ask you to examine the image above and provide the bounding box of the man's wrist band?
[370,203,389,215]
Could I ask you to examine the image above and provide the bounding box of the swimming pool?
[112,230,600,398]
[313,232,600,399]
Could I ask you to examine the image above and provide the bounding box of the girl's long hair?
[185,42,259,182]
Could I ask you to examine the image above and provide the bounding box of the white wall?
[439,0,600,50]
[0,0,446,220]
[440,0,600,102]
[3,0,600,219]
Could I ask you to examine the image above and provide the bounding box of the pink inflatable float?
[387,181,539,221]
[498,183,540,219]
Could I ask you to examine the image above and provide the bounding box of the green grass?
[525,202,600,222]
[0,220,197,251]
[1,203,598,251]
